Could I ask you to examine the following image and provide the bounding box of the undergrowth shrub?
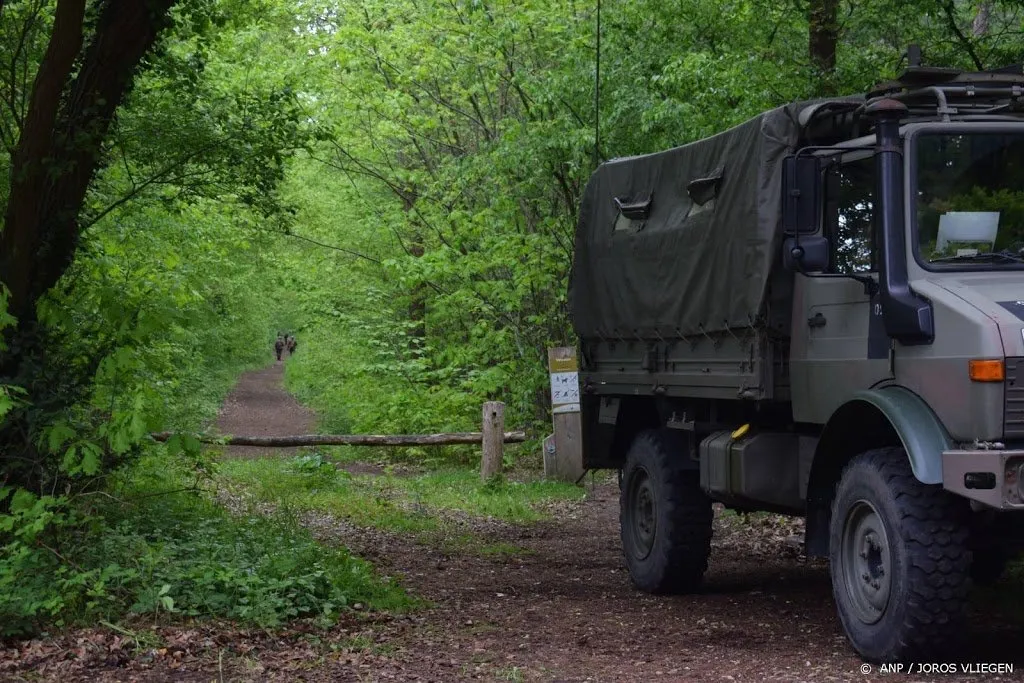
[0,456,411,637]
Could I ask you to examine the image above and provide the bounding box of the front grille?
[1005,357,1024,438]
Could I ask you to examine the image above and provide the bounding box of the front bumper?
[942,449,1024,509]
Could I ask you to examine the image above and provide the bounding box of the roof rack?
[799,52,1024,145]
[866,65,1024,122]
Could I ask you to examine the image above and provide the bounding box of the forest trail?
[10,367,1024,682]
[213,360,315,458]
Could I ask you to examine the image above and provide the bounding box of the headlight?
[1003,459,1024,503]
[1018,462,1024,502]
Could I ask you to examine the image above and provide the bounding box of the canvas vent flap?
[613,194,653,220]
[687,166,723,206]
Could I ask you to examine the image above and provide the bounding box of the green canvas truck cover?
[570,102,818,340]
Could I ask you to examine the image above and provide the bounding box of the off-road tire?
[829,448,971,662]
[620,430,713,594]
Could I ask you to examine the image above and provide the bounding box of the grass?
[306,443,535,472]
[217,453,585,535]
[495,666,525,682]
[387,470,582,523]
[218,455,440,534]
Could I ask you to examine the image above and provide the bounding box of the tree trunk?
[0,0,177,354]
[408,228,426,339]
[0,0,179,491]
[0,0,85,329]
[808,0,839,96]
[403,188,426,341]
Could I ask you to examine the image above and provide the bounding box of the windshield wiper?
[930,251,1024,264]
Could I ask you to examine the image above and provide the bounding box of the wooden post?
[542,434,557,477]
[547,347,584,482]
[481,401,505,480]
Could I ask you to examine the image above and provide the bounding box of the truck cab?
[570,65,1024,663]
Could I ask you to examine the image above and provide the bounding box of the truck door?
[790,153,892,423]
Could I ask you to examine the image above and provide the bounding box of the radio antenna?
[593,0,601,167]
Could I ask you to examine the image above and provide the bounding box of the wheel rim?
[840,499,892,625]
[628,467,657,560]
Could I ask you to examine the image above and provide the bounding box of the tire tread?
[621,430,713,594]
[834,448,970,661]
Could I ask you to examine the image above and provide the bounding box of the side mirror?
[783,235,829,272]
[782,155,821,234]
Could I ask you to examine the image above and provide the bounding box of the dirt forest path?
[213,360,315,457]
[207,364,1024,682]
[8,364,1024,682]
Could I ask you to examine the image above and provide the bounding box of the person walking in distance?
[286,334,297,356]
[274,334,285,361]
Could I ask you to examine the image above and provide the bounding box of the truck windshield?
[915,131,1024,269]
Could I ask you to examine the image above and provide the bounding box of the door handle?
[807,312,827,329]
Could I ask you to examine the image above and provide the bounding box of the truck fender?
[804,386,953,556]
[821,386,952,485]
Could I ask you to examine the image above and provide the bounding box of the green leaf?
[166,434,183,457]
[79,443,102,476]
[45,422,76,454]
[9,489,37,514]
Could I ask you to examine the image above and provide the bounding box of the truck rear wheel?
[829,448,970,662]
[620,430,712,593]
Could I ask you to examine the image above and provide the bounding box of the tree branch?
[282,230,382,263]
[941,0,985,70]
[79,145,217,231]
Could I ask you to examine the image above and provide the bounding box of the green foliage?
[0,0,316,495]
[0,457,411,637]
[0,284,22,420]
[220,455,584,528]
[279,0,1024,450]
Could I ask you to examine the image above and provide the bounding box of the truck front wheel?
[620,430,713,593]
[829,448,971,662]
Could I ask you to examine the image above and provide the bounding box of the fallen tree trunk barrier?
[152,401,522,480]
[149,431,528,447]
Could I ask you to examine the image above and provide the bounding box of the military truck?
[570,63,1024,662]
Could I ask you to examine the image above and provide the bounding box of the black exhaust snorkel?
[868,98,934,344]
